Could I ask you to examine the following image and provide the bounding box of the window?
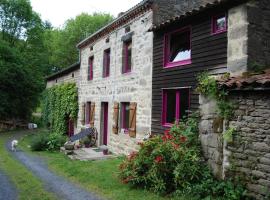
[86,102,91,124]
[88,56,94,80]
[164,27,191,68]
[212,14,227,34]
[103,49,110,77]
[121,102,130,131]
[122,40,132,73]
[162,88,190,126]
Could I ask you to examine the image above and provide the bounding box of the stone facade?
[227,92,270,199]
[199,91,270,199]
[247,0,270,69]
[77,10,153,155]
[46,67,80,88]
[227,3,249,76]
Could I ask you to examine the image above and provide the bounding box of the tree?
[0,0,45,121]
[46,13,113,69]
[0,39,43,120]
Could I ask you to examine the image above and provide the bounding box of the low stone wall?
[199,91,270,199]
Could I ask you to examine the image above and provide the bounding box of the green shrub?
[46,132,67,151]
[30,132,49,151]
[119,114,247,199]
[31,132,67,151]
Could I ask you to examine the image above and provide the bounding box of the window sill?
[164,59,191,68]
[162,123,173,128]
[122,71,132,75]
[211,29,227,35]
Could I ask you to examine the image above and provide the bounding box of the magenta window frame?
[211,13,227,35]
[162,88,190,127]
[88,56,94,80]
[163,26,192,68]
[103,49,110,78]
[122,40,132,74]
[121,102,129,132]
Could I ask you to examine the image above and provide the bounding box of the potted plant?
[82,136,91,148]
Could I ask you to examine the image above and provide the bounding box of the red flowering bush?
[119,114,247,199]
[119,114,202,194]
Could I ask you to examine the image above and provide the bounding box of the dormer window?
[164,27,191,68]
[212,14,227,34]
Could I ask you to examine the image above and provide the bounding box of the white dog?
[11,140,18,152]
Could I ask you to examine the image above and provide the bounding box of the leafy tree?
[0,0,45,121]
[46,13,113,69]
[0,39,43,120]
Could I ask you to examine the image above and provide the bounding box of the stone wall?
[247,0,270,70]
[199,91,270,199]
[46,68,80,88]
[78,10,153,155]
[227,91,270,199]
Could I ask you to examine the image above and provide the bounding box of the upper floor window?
[212,14,227,34]
[122,40,132,74]
[164,27,191,68]
[162,88,190,126]
[103,49,110,78]
[88,56,94,80]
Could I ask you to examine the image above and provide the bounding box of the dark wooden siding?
[152,11,228,134]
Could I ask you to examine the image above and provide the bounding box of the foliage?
[119,115,247,199]
[30,131,66,151]
[223,127,236,143]
[0,39,44,120]
[42,83,78,135]
[196,72,234,119]
[45,13,113,70]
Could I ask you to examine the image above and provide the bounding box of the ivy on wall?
[42,83,78,135]
[196,72,234,120]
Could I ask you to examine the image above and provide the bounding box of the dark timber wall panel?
[152,11,228,134]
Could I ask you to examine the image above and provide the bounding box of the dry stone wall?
[199,91,270,200]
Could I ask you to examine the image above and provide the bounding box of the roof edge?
[46,62,80,81]
[77,0,153,49]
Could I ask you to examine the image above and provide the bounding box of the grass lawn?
[19,130,194,200]
[0,131,56,200]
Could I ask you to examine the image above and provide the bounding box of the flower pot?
[84,144,91,148]
[103,149,108,155]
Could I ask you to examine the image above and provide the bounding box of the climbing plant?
[196,72,234,120]
[42,83,78,135]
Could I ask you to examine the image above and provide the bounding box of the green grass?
[0,131,56,200]
[19,130,193,200]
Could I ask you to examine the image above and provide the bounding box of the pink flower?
[155,155,163,163]
[180,136,187,143]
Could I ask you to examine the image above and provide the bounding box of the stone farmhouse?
[46,62,80,89]
[46,0,270,198]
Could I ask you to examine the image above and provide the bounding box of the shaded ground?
[5,132,101,200]
[0,170,17,200]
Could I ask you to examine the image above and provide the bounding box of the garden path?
[5,132,101,200]
[0,169,17,200]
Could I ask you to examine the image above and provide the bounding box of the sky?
[30,0,142,28]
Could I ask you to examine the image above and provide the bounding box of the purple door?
[68,118,74,137]
[101,102,108,145]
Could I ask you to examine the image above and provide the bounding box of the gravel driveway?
[6,137,101,200]
[0,170,17,200]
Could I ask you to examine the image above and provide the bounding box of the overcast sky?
[30,0,142,28]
